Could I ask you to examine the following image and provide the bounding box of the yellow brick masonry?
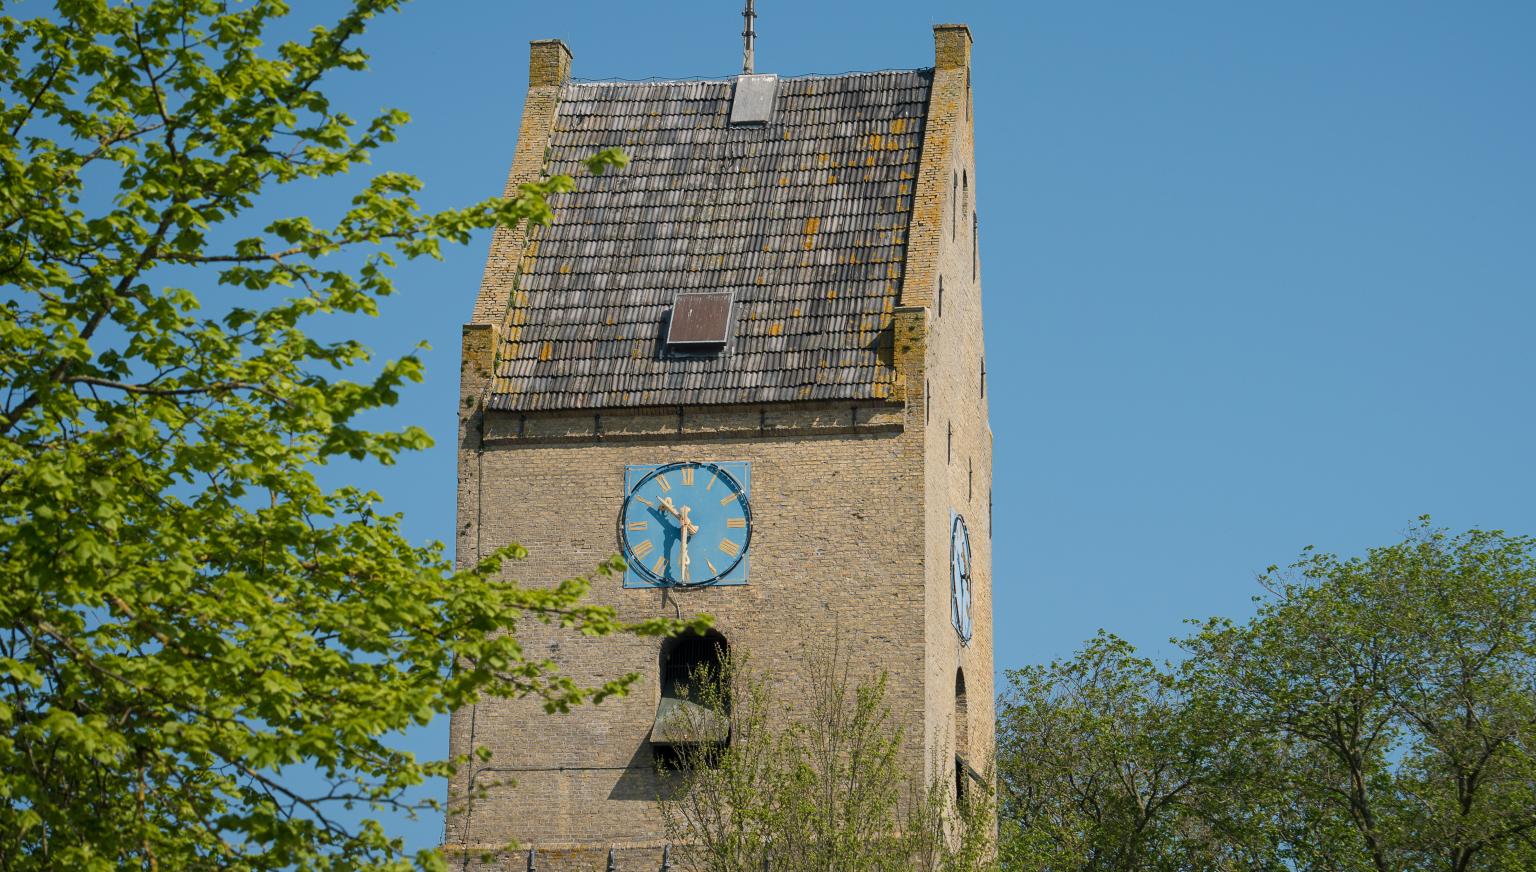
[899,22,995,791]
[446,406,926,868]
[470,39,572,328]
[446,25,993,870]
[906,24,996,807]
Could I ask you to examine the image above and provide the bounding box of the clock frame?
[618,461,752,588]
[950,510,973,644]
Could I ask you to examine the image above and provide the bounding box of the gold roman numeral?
[720,494,737,506]
[635,496,654,508]
[718,539,740,557]
[706,473,716,491]
[628,521,649,531]
[630,539,654,559]
[656,474,671,492]
[680,466,695,486]
[652,556,667,576]
[706,559,719,575]
[726,517,746,529]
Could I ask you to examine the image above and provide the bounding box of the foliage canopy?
[997,520,1536,872]
[0,1,699,868]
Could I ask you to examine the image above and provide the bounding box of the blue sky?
[292,0,1535,851]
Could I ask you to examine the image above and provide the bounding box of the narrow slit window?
[947,421,952,464]
[938,277,944,318]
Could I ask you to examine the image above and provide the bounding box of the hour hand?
[659,496,699,534]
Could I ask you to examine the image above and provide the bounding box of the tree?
[656,644,993,872]
[994,633,1271,872]
[1186,520,1536,872]
[0,2,698,868]
[996,520,1536,872]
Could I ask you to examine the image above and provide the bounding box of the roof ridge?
[567,67,933,86]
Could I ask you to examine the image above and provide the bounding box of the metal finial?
[526,847,536,872]
[661,843,673,871]
[608,847,617,872]
[742,0,756,75]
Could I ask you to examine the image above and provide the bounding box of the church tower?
[448,24,991,869]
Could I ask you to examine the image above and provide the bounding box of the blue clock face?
[950,511,973,644]
[619,461,752,588]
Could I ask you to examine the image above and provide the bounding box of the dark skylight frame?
[666,291,735,346]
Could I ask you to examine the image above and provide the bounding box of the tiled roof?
[488,70,933,412]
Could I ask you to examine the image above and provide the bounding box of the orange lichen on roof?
[487,70,931,413]
[802,216,820,249]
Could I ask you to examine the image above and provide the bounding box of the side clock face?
[619,461,752,588]
[950,512,973,645]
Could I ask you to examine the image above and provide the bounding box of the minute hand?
[677,504,694,582]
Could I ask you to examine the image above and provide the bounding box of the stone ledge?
[482,401,906,446]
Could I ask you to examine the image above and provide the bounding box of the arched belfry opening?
[955,667,970,801]
[653,630,730,751]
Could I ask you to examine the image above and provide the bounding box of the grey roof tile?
[489,70,928,411]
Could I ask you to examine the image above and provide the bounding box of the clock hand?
[676,503,699,536]
[659,496,699,534]
[679,504,703,582]
[656,497,699,582]
[678,506,691,582]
